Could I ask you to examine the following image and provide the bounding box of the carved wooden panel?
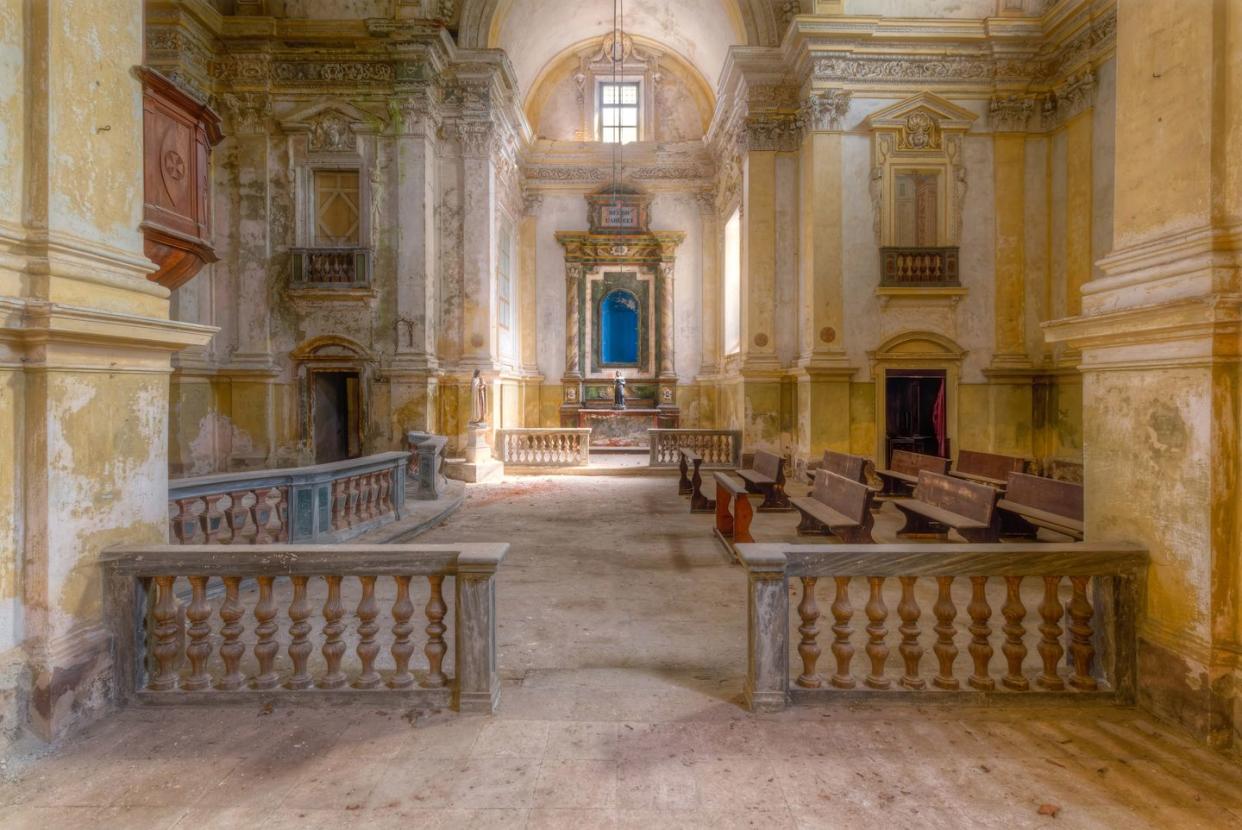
[138,67,223,291]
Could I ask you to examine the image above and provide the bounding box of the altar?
[556,184,683,441]
[577,407,674,448]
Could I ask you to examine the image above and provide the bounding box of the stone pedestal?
[445,423,503,483]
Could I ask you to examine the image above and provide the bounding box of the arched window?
[600,289,640,366]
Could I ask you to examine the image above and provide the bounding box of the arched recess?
[524,34,716,141]
[291,335,377,462]
[868,331,967,467]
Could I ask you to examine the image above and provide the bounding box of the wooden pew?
[997,472,1084,541]
[791,470,876,543]
[683,449,716,513]
[819,450,874,486]
[892,471,1000,542]
[714,472,755,555]
[737,449,792,512]
[876,449,949,497]
[951,449,1028,488]
[677,448,700,496]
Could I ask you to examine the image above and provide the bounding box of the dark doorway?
[313,371,361,463]
[885,370,947,466]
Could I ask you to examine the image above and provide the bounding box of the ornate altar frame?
[556,185,684,434]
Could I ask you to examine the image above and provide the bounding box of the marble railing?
[736,542,1147,712]
[168,452,408,545]
[496,428,591,466]
[101,543,506,712]
[648,429,743,468]
[880,246,960,287]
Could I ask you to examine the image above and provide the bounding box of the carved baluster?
[201,494,227,543]
[365,473,379,519]
[354,576,381,689]
[251,489,275,544]
[967,576,995,691]
[286,576,313,690]
[795,577,821,688]
[1067,576,1098,690]
[273,487,289,542]
[252,576,279,689]
[424,574,448,688]
[932,576,960,690]
[332,479,347,530]
[389,575,415,689]
[149,575,181,691]
[865,577,890,689]
[898,576,924,689]
[378,470,392,515]
[1001,576,1029,691]
[1036,576,1066,690]
[224,490,250,543]
[830,576,855,688]
[350,476,363,525]
[183,576,212,691]
[215,577,244,690]
[172,498,200,544]
[319,575,347,688]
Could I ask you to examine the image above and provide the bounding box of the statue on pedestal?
[470,369,487,425]
[613,370,626,410]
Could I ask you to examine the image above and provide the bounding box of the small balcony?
[880,246,960,288]
[290,247,371,288]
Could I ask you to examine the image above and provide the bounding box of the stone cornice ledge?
[1042,296,1242,372]
[1,300,217,352]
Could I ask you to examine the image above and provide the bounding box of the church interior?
[2,0,1242,826]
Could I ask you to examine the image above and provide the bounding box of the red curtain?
[932,379,947,456]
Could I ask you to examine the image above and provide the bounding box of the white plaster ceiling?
[488,0,748,100]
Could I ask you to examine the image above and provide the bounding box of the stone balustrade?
[496,428,591,467]
[736,542,1147,712]
[101,543,506,712]
[648,429,743,468]
[407,432,449,500]
[880,246,960,287]
[168,452,408,545]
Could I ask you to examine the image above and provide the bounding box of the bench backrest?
[752,449,784,481]
[890,450,948,478]
[955,449,1026,482]
[811,470,872,524]
[914,471,997,525]
[1005,472,1083,520]
[821,450,871,485]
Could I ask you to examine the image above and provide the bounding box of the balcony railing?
[290,247,371,287]
[880,246,960,287]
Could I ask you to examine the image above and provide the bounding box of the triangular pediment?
[864,92,978,132]
[278,99,384,134]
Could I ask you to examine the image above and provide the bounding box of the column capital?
[801,88,852,133]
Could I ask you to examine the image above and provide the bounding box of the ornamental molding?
[988,94,1037,132]
[278,100,384,150]
[523,165,711,184]
[1042,69,1096,127]
[801,88,852,132]
[219,91,272,136]
[556,231,686,265]
[812,53,996,85]
[739,113,802,153]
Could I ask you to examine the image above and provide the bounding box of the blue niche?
[600,289,640,365]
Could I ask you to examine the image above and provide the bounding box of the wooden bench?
[677,448,700,496]
[791,470,876,543]
[876,449,949,497]
[892,471,1000,543]
[950,449,1028,488]
[997,472,1084,541]
[714,472,755,554]
[737,449,792,512]
[819,450,874,486]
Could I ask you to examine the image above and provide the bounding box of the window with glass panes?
[313,170,361,246]
[599,81,639,144]
[497,226,512,330]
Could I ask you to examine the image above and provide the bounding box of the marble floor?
[2,474,1241,829]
